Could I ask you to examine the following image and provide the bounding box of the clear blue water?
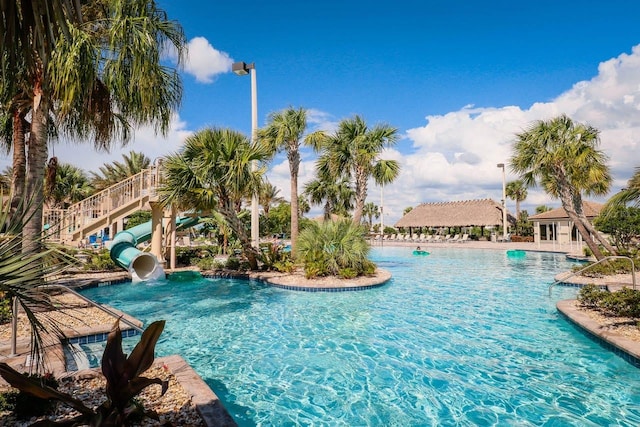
[80,247,640,426]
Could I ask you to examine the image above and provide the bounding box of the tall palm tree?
[362,202,380,230]
[159,127,269,270]
[505,180,528,221]
[313,115,400,225]
[511,115,615,260]
[304,170,354,220]
[257,107,310,253]
[0,1,185,251]
[91,151,152,191]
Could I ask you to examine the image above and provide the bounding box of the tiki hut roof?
[528,201,604,221]
[394,199,511,228]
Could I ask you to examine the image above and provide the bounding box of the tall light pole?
[497,163,507,241]
[380,184,384,244]
[233,61,259,248]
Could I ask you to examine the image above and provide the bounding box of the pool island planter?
[557,300,640,367]
[202,268,392,292]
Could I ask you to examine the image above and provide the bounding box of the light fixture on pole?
[497,163,507,241]
[232,61,259,248]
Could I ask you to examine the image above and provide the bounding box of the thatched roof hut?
[395,199,512,228]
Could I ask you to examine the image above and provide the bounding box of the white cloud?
[374,45,640,226]
[178,37,233,83]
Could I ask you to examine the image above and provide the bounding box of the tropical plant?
[602,167,640,212]
[91,151,152,191]
[511,114,616,260]
[159,127,269,270]
[0,1,185,253]
[0,192,76,371]
[310,116,400,224]
[403,206,413,216]
[363,202,380,230]
[505,179,527,221]
[0,319,168,425]
[304,172,354,220]
[296,219,375,279]
[44,162,93,208]
[594,206,640,252]
[258,107,312,253]
[125,211,153,230]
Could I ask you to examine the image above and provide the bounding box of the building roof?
[394,199,511,228]
[528,201,604,221]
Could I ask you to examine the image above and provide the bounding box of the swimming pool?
[81,247,640,426]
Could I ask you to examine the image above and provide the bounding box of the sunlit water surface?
[81,247,640,426]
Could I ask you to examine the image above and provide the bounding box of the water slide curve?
[109,216,199,281]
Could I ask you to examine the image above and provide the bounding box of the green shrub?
[574,258,638,277]
[577,284,607,308]
[259,243,292,272]
[83,250,117,271]
[273,259,295,273]
[8,372,59,418]
[225,256,240,270]
[196,257,218,270]
[583,247,593,257]
[297,219,375,279]
[339,268,358,279]
[0,390,17,412]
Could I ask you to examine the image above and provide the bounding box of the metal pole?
[380,184,384,245]
[501,165,507,241]
[250,66,259,248]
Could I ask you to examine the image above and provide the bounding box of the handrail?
[548,255,637,296]
[41,283,144,333]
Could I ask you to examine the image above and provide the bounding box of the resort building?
[528,201,603,249]
[394,199,514,238]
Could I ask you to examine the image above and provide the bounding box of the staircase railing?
[43,166,162,243]
[548,256,637,296]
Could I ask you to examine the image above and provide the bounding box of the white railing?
[44,166,162,243]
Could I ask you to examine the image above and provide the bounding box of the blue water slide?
[109,216,199,281]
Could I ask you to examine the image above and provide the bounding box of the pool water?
[81,247,640,426]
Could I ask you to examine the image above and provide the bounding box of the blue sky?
[19,0,640,224]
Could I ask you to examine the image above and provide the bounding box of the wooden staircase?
[43,166,162,245]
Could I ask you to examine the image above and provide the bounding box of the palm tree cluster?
[0,0,185,251]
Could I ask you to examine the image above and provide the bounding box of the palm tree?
[312,116,400,224]
[505,180,528,221]
[536,205,552,214]
[91,151,152,191]
[362,202,380,230]
[0,1,185,251]
[304,171,355,220]
[511,115,615,260]
[603,167,640,211]
[45,163,93,208]
[257,181,284,217]
[159,127,268,270]
[257,107,310,253]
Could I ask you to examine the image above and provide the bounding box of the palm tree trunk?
[558,189,604,260]
[572,194,617,255]
[290,167,299,254]
[11,110,27,219]
[219,201,259,270]
[24,83,49,255]
[353,168,367,225]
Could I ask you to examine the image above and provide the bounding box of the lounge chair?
[432,235,442,243]
[458,234,469,243]
[423,235,433,243]
[449,234,460,242]
[443,234,451,242]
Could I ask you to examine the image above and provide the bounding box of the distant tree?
[125,211,152,230]
[506,180,527,221]
[516,210,534,237]
[91,151,151,191]
[536,205,552,214]
[304,171,354,220]
[45,163,93,208]
[403,206,413,216]
[362,202,380,229]
[258,181,284,217]
[298,195,311,217]
[594,206,640,252]
[511,115,615,260]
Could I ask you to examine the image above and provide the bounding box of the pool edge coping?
[557,299,640,367]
